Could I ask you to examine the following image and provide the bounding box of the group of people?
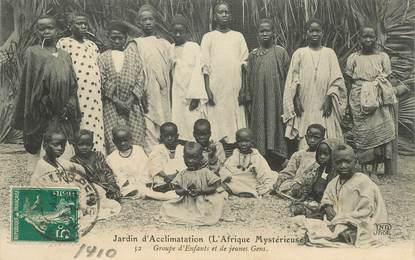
[12,1,400,247]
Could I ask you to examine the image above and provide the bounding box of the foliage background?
[0,0,414,154]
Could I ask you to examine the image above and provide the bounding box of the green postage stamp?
[11,187,79,242]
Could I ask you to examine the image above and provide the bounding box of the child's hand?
[321,95,333,118]
[175,188,188,196]
[291,183,302,199]
[189,99,200,111]
[208,144,217,158]
[223,176,232,183]
[189,188,202,197]
[294,94,304,117]
[324,205,336,221]
[163,174,175,184]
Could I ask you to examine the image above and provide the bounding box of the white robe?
[148,144,187,187]
[106,145,177,200]
[219,148,278,197]
[172,42,208,140]
[201,30,248,142]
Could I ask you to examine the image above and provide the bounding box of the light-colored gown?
[201,30,249,142]
[282,47,347,149]
[57,37,106,154]
[129,36,174,150]
[172,41,207,140]
[160,167,225,225]
[219,148,278,197]
[345,51,396,163]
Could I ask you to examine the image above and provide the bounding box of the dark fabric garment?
[246,45,290,158]
[13,46,81,153]
[71,151,119,194]
[308,166,336,203]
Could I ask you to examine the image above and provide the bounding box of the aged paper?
[0,1,414,260]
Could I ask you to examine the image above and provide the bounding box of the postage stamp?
[11,187,79,242]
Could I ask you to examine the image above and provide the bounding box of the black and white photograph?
[0,0,414,259]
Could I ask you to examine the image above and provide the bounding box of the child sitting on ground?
[273,124,325,196]
[148,122,187,192]
[193,119,226,174]
[160,142,225,225]
[220,128,278,198]
[289,139,341,219]
[71,129,121,201]
[31,128,121,220]
[106,126,177,200]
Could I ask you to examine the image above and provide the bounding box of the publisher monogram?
[374,223,392,236]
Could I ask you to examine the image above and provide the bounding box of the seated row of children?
[30,119,335,225]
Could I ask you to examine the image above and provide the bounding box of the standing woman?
[200,1,249,142]
[282,19,347,149]
[345,26,398,175]
[128,5,174,151]
[57,13,106,154]
[13,16,81,170]
[98,21,146,153]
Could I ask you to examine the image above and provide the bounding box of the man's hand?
[189,99,200,111]
[294,95,304,117]
[206,88,215,106]
[321,95,333,118]
[325,205,336,221]
[140,91,149,114]
[238,90,246,105]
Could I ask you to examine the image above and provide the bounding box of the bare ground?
[1,144,414,243]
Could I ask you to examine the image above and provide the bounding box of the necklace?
[237,153,252,171]
[119,148,133,158]
[55,160,70,183]
[168,149,176,159]
[309,47,322,82]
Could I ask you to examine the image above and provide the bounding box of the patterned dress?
[98,48,146,153]
[346,51,396,163]
[57,37,105,154]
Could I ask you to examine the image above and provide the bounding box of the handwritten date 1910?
[74,244,117,258]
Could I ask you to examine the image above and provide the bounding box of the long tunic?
[31,158,121,220]
[345,51,396,163]
[106,145,177,200]
[282,47,347,149]
[219,148,278,197]
[246,45,290,157]
[13,46,81,154]
[297,173,388,247]
[201,30,249,142]
[172,42,208,140]
[98,48,146,153]
[129,36,174,149]
[57,37,105,153]
[160,168,225,225]
[277,149,316,192]
[148,144,187,187]
[70,151,120,195]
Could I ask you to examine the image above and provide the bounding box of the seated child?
[71,129,121,201]
[294,144,387,247]
[289,139,341,219]
[160,142,225,226]
[220,128,278,198]
[31,128,121,220]
[273,124,325,196]
[193,119,226,174]
[106,126,177,200]
[148,122,187,192]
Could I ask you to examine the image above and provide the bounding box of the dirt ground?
[0,144,414,243]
